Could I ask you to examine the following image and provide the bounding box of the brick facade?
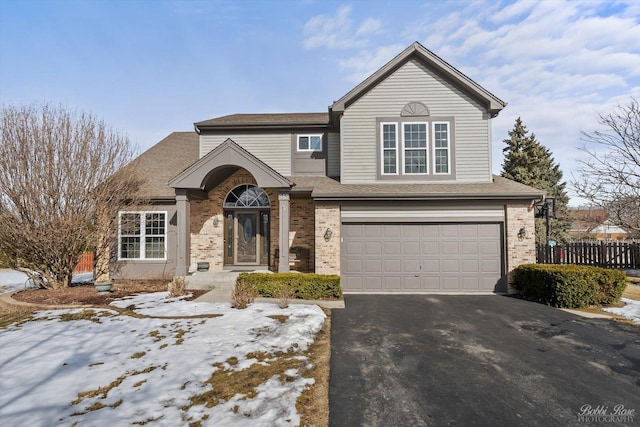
[189,168,315,272]
[505,203,536,291]
[315,203,341,275]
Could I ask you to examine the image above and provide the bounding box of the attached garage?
[340,209,506,293]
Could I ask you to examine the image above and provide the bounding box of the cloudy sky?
[1,0,639,205]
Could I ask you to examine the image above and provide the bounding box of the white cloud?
[338,43,406,82]
[303,5,382,50]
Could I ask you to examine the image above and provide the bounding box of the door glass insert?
[237,213,258,263]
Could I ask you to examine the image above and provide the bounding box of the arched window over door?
[224,184,270,208]
[223,184,270,266]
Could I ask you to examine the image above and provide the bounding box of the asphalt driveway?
[329,295,640,426]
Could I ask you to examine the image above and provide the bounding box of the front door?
[236,212,258,264]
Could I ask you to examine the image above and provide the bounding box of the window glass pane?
[121,213,140,236]
[121,237,140,259]
[434,123,448,148]
[435,148,449,173]
[298,136,309,150]
[145,213,165,236]
[383,124,396,149]
[405,150,427,174]
[404,124,426,148]
[383,150,396,174]
[145,237,165,258]
[310,136,322,151]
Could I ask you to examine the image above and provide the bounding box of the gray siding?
[200,133,292,176]
[340,59,492,184]
[327,132,340,177]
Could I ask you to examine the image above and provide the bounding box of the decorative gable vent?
[401,101,430,117]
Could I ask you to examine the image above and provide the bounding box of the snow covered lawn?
[604,298,640,325]
[0,292,326,426]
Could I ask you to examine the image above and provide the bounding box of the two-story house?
[110,42,544,293]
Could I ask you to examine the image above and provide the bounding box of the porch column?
[278,192,290,272]
[175,189,191,276]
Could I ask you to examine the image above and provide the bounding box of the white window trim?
[402,121,429,175]
[118,211,168,261]
[432,121,451,175]
[380,122,399,175]
[297,134,323,152]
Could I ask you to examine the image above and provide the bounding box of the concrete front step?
[186,269,271,291]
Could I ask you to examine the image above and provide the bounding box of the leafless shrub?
[277,284,295,309]
[0,103,145,289]
[167,276,187,298]
[231,280,257,309]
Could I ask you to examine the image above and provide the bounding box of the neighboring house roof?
[195,113,330,130]
[331,41,507,117]
[290,175,544,201]
[569,208,629,236]
[134,132,199,200]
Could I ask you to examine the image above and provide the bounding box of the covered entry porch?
[168,139,294,275]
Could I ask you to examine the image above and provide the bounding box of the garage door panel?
[442,259,459,272]
[403,259,421,273]
[442,241,459,255]
[404,276,421,290]
[404,241,420,255]
[384,259,403,273]
[384,241,402,255]
[341,223,503,293]
[461,259,479,273]
[364,241,382,255]
[345,241,363,255]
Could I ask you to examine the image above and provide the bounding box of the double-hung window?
[403,123,428,174]
[433,122,450,174]
[378,117,453,179]
[381,123,398,174]
[119,212,167,260]
[297,134,322,151]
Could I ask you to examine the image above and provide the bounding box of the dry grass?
[0,307,34,328]
[167,276,187,298]
[623,282,640,300]
[298,308,331,427]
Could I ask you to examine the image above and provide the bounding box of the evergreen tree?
[501,117,572,244]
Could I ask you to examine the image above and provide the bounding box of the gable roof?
[132,132,199,200]
[195,113,329,130]
[169,138,292,190]
[331,41,507,117]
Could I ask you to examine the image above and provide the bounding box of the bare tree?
[0,103,144,288]
[573,97,640,238]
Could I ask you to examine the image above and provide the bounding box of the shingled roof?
[195,113,329,129]
[289,175,544,200]
[134,132,199,199]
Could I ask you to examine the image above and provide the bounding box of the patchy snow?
[0,269,94,294]
[0,269,29,294]
[0,292,326,426]
[604,298,640,325]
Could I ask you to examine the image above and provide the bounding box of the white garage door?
[341,223,504,293]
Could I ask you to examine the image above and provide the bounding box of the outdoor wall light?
[518,226,529,241]
[324,227,333,241]
[212,215,219,227]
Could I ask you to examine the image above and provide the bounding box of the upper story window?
[297,134,322,152]
[377,111,454,180]
[119,211,167,260]
[403,123,428,174]
[381,123,398,174]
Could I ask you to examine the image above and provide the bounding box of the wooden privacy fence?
[73,252,94,273]
[536,240,640,269]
